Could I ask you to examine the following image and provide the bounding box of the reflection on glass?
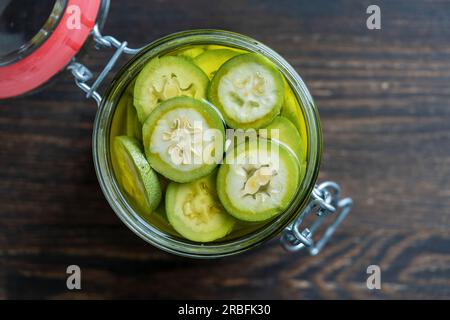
[0,0,66,65]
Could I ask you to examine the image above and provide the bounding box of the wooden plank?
[0,0,449,299]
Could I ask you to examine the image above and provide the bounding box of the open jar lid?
[0,0,109,98]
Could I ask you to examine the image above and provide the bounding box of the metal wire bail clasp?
[281,181,352,255]
[67,24,143,106]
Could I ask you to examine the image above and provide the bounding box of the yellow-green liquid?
[109,44,308,242]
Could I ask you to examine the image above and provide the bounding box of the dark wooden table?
[1,0,450,299]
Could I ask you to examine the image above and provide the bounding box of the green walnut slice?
[281,80,308,157]
[194,49,241,79]
[142,96,225,183]
[166,174,235,242]
[259,116,306,162]
[113,136,162,214]
[217,138,302,222]
[175,46,206,59]
[126,99,143,141]
[134,56,209,123]
[208,53,284,129]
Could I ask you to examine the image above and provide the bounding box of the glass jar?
[93,30,328,258]
[0,0,110,98]
[0,0,351,257]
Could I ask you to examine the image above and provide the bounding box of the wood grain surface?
[1,0,450,299]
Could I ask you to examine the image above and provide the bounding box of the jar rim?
[0,0,67,66]
[0,0,110,99]
[93,29,323,258]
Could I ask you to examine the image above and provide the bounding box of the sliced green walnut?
[175,46,206,59]
[142,96,225,183]
[259,116,306,162]
[208,53,284,129]
[134,56,209,123]
[110,91,130,139]
[113,136,162,215]
[217,139,302,222]
[194,49,241,79]
[281,79,308,157]
[166,174,235,242]
[126,99,142,141]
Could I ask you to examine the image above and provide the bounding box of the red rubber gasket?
[0,0,101,98]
